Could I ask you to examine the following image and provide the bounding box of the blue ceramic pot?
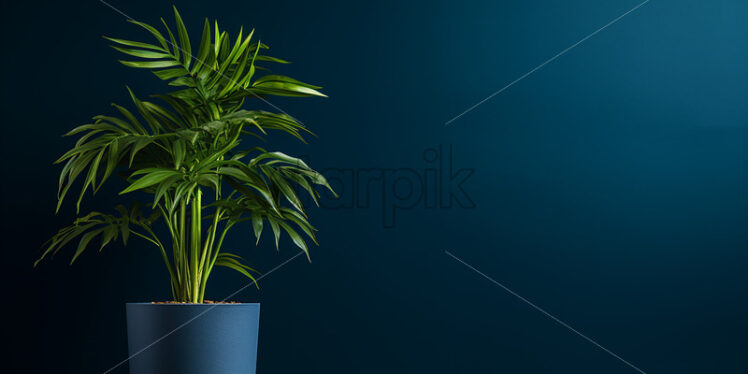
[125,303,260,374]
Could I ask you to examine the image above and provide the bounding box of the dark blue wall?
[3,0,748,373]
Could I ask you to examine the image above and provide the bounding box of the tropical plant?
[36,7,335,303]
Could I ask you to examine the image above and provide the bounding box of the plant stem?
[190,189,202,303]
[159,205,182,292]
[179,200,188,301]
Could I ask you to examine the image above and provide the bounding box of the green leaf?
[263,165,304,212]
[127,19,169,50]
[252,151,310,169]
[194,19,212,68]
[120,221,130,245]
[173,139,185,169]
[251,214,263,244]
[119,60,182,69]
[252,75,322,89]
[70,228,105,264]
[75,148,105,213]
[173,6,192,68]
[100,138,121,184]
[269,218,280,250]
[111,104,147,134]
[214,253,259,287]
[254,55,290,64]
[127,87,164,134]
[280,207,318,245]
[214,20,221,56]
[120,169,182,194]
[110,46,171,59]
[160,18,181,61]
[129,137,153,166]
[37,203,159,267]
[104,36,166,52]
[153,67,191,80]
[152,175,180,207]
[249,81,327,97]
[169,77,197,87]
[278,221,309,258]
[99,225,118,252]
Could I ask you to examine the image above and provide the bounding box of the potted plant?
[35,7,334,374]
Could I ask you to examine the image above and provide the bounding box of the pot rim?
[126,302,260,306]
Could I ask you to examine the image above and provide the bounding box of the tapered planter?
[126,303,260,374]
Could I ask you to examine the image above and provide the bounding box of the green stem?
[179,200,188,301]
[198,211,221,301]
[159,205,182,294]
[190,189,202,303]
[209,220,235,269]
[198,216,232,302]
[199,209,221,276]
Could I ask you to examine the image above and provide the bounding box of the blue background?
[3,0,748,372]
